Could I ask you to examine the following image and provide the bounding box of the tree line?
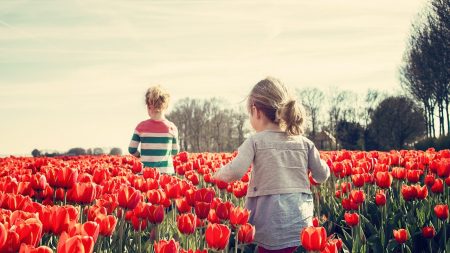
[167,98,249,153]
[31,147,123,157]
[400,0,450,138]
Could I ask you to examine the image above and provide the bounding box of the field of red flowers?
[0,149,448,253]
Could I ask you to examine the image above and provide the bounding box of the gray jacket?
[214,130,330,197]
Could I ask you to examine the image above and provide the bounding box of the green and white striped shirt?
[128,119,179,174]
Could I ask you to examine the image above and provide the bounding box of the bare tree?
[297,88,325,138]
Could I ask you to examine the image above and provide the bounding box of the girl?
[214,77,330,253]
[128,85,179,174]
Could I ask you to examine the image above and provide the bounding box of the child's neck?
[151,113,165,121]
[259,122,282,132]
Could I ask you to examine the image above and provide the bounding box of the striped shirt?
[128,119,179,174]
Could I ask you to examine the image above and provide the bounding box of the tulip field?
[0,149,449,253]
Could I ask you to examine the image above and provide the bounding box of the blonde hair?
[248,77,305,135]
[145,85,170,111]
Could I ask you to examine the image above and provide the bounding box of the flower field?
[0,149,449,253]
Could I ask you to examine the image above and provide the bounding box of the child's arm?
[128,130,141,158]
[308,144,330,183]
[214,138,255,182]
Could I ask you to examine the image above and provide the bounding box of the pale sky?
[0,0,426,156]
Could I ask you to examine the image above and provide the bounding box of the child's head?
[145,85,170,114]
[247,77,305,135]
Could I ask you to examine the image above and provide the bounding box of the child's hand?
[133,151,141,158]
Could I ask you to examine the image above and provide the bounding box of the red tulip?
[94,214,117,237]
[118,186,141,210]
[312,217,320,227]
[230,206,250,226]
[422,226,435,239]
[406,170,421,183]
[341,197,359,211]
[415,185,428,200]
[47,167,78,189]
[431,179,444,193]
[194,188,215,203]
[238,223,255,244]
[424,174,435,187]
[0,223,6,250]
[350,190,365,205]
[163,182,182,199]
[438,159,450,178]
[216,201,233,221]
[57,232,94,253]
[19,244,53,253]
[68,221,99,243]
[375,191,386,206]
[29,174,47,191]
[401,185,417,201]
[14,217,43,247]
[205,223,231,250]
[344,212,359,227]
[393,229,408,244]
[207,209,220,224]
[300,226,327,251]
[434,204,449,220]
[154,239,179,253]
[232,181,248,198]
[66,183,97,204]
[351,174,365,188]
[391,167,406,180]
[375,171,392,189]
[175,198,191,213]
[177,213,197,235]
[194,202,211,220]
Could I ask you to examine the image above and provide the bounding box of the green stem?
[235,227,239,253]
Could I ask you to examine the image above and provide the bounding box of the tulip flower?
[177,213,197,235]
[215,201,233,221]
[434,204,449,220]
[194,201,211,220]
[175,198,191,213]
[375,191,386,206]
[0,223,6,250]
[393,229,408,244]
[230,206,250,226]
[350,190,365,205]
[391,167,406,180]
[232,181,248,198]
[94,214,117,237]
[118,186,141,210]
[194,188,215,203]
[205,223,231,250]
[401,185,417,201]
[422,226,435,238]
[57,232,95,253]
[154,239,179,253]
[68,221,99,243]
[19,244,53,253]
[66,183,97,204]
[351,174,365,188]
[431,179,444,193]
[375,171,392,189]
[406,170,421,183]
[344,212,359,227]
[238,223,255,244]
[300,226,327,251]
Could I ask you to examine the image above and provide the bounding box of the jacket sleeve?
[213,137,255,182]
[308,143,330,183]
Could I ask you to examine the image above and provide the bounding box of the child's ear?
[255,108,262,119]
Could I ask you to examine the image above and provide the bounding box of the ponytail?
[277,99,304,136]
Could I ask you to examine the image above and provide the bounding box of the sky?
[0,0,427,156]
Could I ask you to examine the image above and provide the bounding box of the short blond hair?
[248,77,305,135]
[145,85,170,111]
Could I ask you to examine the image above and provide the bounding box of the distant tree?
[93,148,105,155]
[298,88,324,138]
[67,148,86,156]
[336,120,364,150]
[86,148,93,155]
[400,0,450,136]
[31,149,41,157]
[368,96,426,150]
[109,147,122,156]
